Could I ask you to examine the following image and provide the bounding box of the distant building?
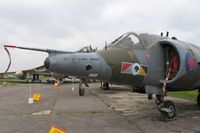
[0,73,4,79]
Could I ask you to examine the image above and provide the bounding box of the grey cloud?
[1,0,200,72]
[167,8,200,31]
[0,0,107,41]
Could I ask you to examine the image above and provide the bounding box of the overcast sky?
[1,0,200,72]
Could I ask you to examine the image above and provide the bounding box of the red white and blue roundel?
[121,62,149,76]
[185,50,196,73]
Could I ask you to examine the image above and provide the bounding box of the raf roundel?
[185,51,196,74]
[132,63,140,75]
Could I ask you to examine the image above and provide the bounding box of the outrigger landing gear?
[78,79,89,96]
[155,95,177,121]
[197,89,200,107]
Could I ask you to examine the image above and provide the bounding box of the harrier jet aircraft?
[4,32,200,121]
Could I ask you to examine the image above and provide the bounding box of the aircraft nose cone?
[44,57,50,69]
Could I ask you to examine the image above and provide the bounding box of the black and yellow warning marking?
[139,65,149,76]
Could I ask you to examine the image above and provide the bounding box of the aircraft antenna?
[105,41,107,50]
[166,31,169,37]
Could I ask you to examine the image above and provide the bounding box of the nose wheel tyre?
[79,88,85,96]
[160,100,177,121]
[197,94,200,107]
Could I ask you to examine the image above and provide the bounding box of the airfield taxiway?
[0,83,199,133]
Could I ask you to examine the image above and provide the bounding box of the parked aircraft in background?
[4,32,200,121]
[1,65,67,83]
[14,65,50,83]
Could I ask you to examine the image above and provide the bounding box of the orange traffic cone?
[54,80,60,87]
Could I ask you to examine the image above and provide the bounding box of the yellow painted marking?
[49,126,68,133]
[32,93,41,101]
[139,67,146,76]
[128,50,133,59]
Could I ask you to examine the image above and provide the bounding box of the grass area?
[0,75,49,87]
[0,77,25,87]
[125,85,198,101]
[39,76,49,81]
[168,90,198,101]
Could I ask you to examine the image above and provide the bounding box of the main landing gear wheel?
[148,94,153,100]
[103,82,109,90]
[160,100,177,121]
[197,94,200,107]
[79,88,85,96]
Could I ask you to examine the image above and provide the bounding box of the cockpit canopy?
[107,32,160,49]
[107,32,143,49]
[78,46,91,53]
[77,46,96,53]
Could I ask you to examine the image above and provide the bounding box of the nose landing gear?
[78,79,89,96]
[79,88,85,96]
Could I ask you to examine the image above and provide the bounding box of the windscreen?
[107,32,144,49]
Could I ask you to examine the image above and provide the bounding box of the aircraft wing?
[20,65,49,74]
[0,65,51,77]
[20,65,54,77]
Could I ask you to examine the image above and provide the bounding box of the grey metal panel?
[159,39,200,89]
[47,53,112,81]
[134,43,164,87]
[145,85,164,95]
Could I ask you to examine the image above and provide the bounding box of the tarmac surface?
[0,83,199,133]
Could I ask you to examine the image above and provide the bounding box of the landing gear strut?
[148,94,153,100]
[102,82,109,90]
[78,79,88,96]
[130,86,135,92]
[197,89,200,107]
[155,95,177,121]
